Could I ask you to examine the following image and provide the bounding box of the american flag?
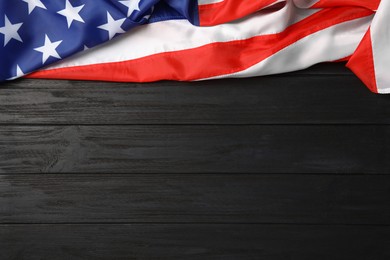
[1,0,389,93]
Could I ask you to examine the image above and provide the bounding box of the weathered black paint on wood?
[0,125,389,173]
[1,65,389,125]
[1,174,390,225]
[0,64,389,258]
[1,224,389,259]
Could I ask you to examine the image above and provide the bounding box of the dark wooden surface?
[0,63,389,259]
[1,224,389,259]
[0,125,389,173]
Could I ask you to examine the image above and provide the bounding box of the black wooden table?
[0,63,389,259]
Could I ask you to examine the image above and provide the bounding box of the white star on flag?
[22,0,47,14]
[34,34,63,64]
[143,6,154,20]
[0,15,23,46]
[57,0,85,28]
[97,12,126,40]
[7,65,25,80]
[119,0,141,17]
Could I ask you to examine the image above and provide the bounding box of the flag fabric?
[1,1,389,93]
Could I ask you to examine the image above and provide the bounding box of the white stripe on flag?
[198,0,224,5]
[205,15,372,79]
[293,0,320,8]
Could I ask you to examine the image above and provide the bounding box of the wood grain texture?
[1,174,390,224]
[1,63,389,259]
[1,65,389,125]
[1,224,389,259]
[0,125,389,173]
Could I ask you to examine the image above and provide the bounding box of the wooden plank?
[1,125,389,173]
[2,69,389,125]
[1,224,389,259]
[1,174,389,224]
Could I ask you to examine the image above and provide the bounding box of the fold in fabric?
[1,0,388,93]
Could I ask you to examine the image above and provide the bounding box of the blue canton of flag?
[0,0,160,81]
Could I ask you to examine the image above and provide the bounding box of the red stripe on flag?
[28,7,373,82]
[312,0,380,11]
[198,0,279,26]
[346,29,378,93]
